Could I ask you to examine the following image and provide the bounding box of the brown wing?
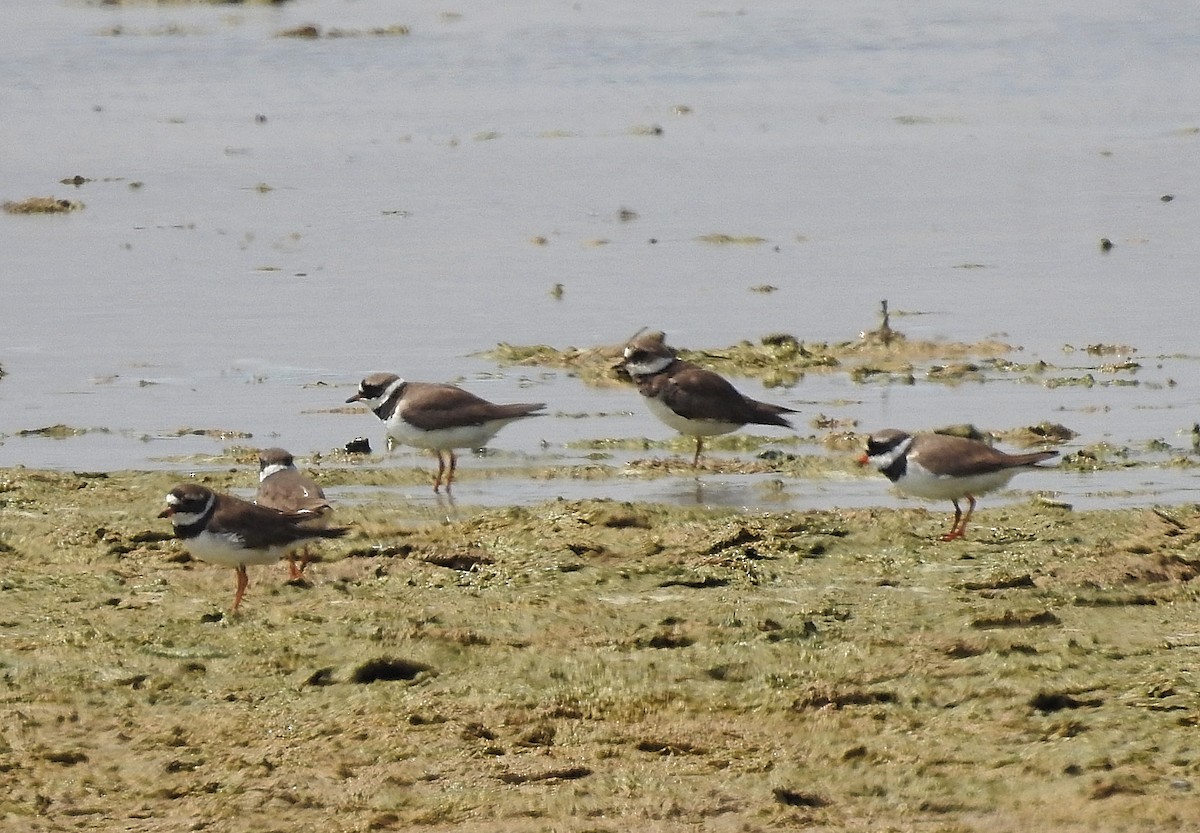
[401,382,545,430]
[256,471,330,515]
[914,434,1058,477]
[659,362,795,427]
[211,494,347,549]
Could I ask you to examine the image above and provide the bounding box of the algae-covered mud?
[481,303,1146,392]
[1,467,1199,831]
[476,324,1199,504]
[6,320,1197,509]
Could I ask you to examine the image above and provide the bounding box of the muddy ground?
[1,463,1198,832]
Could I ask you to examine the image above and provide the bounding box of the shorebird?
[254,447,332,578]
[858,428,1058,540]
[346,372,545,492]
[159,483,348,611]
[618,330,796,465]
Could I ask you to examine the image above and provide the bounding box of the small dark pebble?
[1160,194,1174,202]
[345,437,371,454]
[1099,238,1114,251]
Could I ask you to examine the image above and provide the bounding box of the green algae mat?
[1,467,1198,831]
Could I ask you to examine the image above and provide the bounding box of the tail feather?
[1012,450,1059,466]
[496,402,547,419]
[748,400,797,429]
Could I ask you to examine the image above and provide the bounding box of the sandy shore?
[1,465,1197,831]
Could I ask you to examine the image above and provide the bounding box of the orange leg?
[232,565,250,611]
[286,549,311,579]
[939,496,977,541]
[959,495,978,537]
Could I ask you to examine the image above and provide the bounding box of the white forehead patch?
[165,493,181,506]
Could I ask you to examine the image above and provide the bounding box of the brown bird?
[346,372,545,492]
[159,483,349,611]
[618,330,796,465]
[254,447,332,579]
[858,428,1059,540]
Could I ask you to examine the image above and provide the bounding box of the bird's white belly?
[384,416,510,451]
[643,396,739,437]
[896,465,1020,501]
[185,531,289,568]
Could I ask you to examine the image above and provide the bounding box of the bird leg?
[692,437,704,467]
[939,496,977,541]
[433,451,447,492]
[446,451,458,492]
[958,495,978,538]
[940,500,964,541]
[232,565,250,612]
[286,547,311,580]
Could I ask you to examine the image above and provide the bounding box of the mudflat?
[1,465,1197,831]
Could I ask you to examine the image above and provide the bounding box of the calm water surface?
[2,0,1198,510]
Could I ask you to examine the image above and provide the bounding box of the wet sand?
[1,465,1198,831]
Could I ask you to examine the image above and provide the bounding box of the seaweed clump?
[4,196,84,214]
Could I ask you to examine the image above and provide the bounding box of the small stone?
[344,437,371,454]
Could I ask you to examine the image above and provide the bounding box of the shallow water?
[3,0,1199,510]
